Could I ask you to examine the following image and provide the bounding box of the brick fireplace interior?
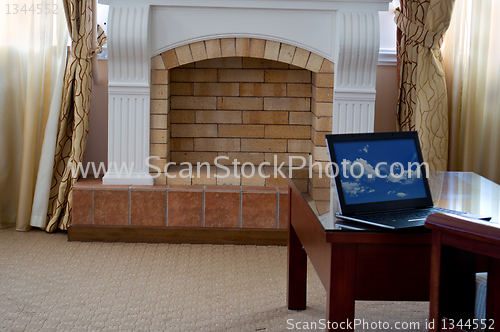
[150,38,332,201]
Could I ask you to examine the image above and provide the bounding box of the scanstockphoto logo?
[70,161,135,179]
[71,155,429,181]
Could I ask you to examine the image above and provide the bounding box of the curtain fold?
[0,0,68,230]
[45,0,106,232]
[395,0,455,171]
[444,0,500,184]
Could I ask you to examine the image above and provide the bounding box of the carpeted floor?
[0,228,429,331]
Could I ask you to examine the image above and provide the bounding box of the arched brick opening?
[149,38,334,203]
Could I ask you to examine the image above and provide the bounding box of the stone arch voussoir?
[153,38,334,74]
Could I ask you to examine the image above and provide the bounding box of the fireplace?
[100,0,391,186]
[69,0,391,243]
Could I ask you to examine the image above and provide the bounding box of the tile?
[278,43,296,64]
[150,99,169,115]
[241,175,266,187]
[151,70,169,84]
[240,139,287,153]
[305,53,324,72]
[193,138,240,152]
[170,82,194,96]
[320,59,335,73]
[204,191,240,228]
[288,139,311,153]
[265,70,311,83]
[291,48,310,68]
[241,110,288,125]
[264,125,310,139]
[170,110,195,124]
[242,58,289,69]
[93,189,129,226]
[218,69,264,83]
[218,124,265,138]
[195,58,242,69]
[205,39,222,58]
[193,83,239,96]
[263,97,310,111]
[71,189,92,225]
[192,167,217,186]
[278,192,290,229]
[216,171,241,186]
[130,190,166,226]
[170,68,218,82]
[175,45,193,65]
[170,138,194,151]
[221,38,236,57]
[170,124,218,138]
[263,40,280,61]
[161,49,179,69]
[249,38,265,58]
[312,73,334,88]
[287,84,312,98]
[150,143,168,158]
[151,55,166,70]
[150,85,169,100]
[153,174,167,185]
[241,192,277,228]
[167,190,203,227]
[240,83,286,97]
[195,110,242,124]
[216,152,265,166]
[289,112,312,125]
[170,96,217,110]
[217,96,263,110]
[235,38,250,57]
[265,176,288,187]
[312,87,334,103]
[170,151,218,164]
[190,41,208,62]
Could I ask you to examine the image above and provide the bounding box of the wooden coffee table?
[286,172,500,331]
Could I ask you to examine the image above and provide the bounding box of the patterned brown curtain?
[395,0,455,171]
[45,0,106,232]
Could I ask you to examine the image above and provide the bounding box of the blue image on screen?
[332,139,428,205]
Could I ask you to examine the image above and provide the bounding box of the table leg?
[486,258,500,332]
[287,223,307,310]
[326,243,357,331]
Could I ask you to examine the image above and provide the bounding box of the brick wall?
[169,57,311,167]
[149,38,333,204]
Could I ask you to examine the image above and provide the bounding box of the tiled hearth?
[70,178,289,245]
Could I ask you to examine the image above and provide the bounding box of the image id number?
[6,3,58,15]
[443,318,495,330]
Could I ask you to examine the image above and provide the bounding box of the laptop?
[325,131,490,230]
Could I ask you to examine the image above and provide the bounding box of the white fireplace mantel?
[100,0,391,185]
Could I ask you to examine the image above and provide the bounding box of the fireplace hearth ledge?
[100,0,391,185]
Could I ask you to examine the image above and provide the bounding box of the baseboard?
[67,225,287,246]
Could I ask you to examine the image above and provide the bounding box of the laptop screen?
[326,132,434,215]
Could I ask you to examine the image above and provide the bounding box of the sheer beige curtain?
[395,0,455,171]
[444,0,500,184]
[0,0,68,230]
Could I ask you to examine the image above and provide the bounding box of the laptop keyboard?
[359,207,472,223]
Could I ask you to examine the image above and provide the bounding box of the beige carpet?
[0,228,429,331]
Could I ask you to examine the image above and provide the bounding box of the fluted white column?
[103,4,153,185]
[332,11,380,134]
